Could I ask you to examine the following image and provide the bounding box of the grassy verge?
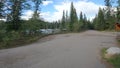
[0,30,87,50]
[0,33,48,49]
[101,48,120,68]
[0,31,67,50]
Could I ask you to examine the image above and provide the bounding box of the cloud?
[40,12,52,21]
[42,1,53,6]
[42,1,105,22]
[21,1,105,22]
[21,10,34,20]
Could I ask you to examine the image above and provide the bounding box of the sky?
[21,0,107,22]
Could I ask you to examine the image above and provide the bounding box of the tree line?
[59,0,120,31]
[1,0,120,32]
[0,0,47,31]
[93,0,120,30]
[58,2,93,32]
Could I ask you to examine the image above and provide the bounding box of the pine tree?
[93,15,98,29]
[65,10,69,30]
[104,0,111,16]
[61,10,66,30]
[69,2,78,32]
[69,2,74,31]
[6,0,29,31]
[79,12,84,30]
[80,12,83,22]
[73,8,78,32]
[97,8,106,30]
[104,0,115,30]
[83,14,88,30]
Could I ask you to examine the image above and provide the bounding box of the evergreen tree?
[97,8,106,30]
[6,0,29,31]
[93,15,98,29]
[79,12,84,30]
[104,0,115,30]
[104,0,111,16]
[93,8,106,30]
[73,8,78,32]
[65,10,69,30]
[61,10,66,30]
[69,2,74,31]
[83,14,88,30]
[79,12,88,30]
[69,2,78,32]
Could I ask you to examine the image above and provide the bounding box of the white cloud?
[42,1,53,6]
[21,1,105,22]
[42,1,105,22]
[40,12,52,21]
[21,10,34,20]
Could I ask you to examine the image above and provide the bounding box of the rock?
[105,47,120,59]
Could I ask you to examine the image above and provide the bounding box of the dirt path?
[0,30,117,68]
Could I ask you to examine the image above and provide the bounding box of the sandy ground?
[0,30,117,68]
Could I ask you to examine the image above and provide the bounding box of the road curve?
[0,30,117,68]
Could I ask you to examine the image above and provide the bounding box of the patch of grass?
[107,55,120,68]
[101,48,120,68]
[0,33,47,49]
[101,48,107,59]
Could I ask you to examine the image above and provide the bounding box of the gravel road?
[0,30,117,68]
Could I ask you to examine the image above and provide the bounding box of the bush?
[0,31,20,48]
[0,30,6,41]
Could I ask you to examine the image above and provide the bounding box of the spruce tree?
[65,10,69,30]
[97,8,106,30]
[83,14,88,30]
[61,10,66,30]
[69,2,78,32]
[104,0,115,30]
[7,0,29,31]
[79,12,84,30]
[104,0,111,17]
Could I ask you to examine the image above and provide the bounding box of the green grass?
[107,55,120,68]
[101,48,120,68]
[101,48,107,59]
[0,34,47,49]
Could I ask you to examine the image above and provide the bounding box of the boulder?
[105,47,120,59]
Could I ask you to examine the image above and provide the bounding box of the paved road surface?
[0,30,117,68]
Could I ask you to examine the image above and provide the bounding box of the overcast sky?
[21,0,108,22]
